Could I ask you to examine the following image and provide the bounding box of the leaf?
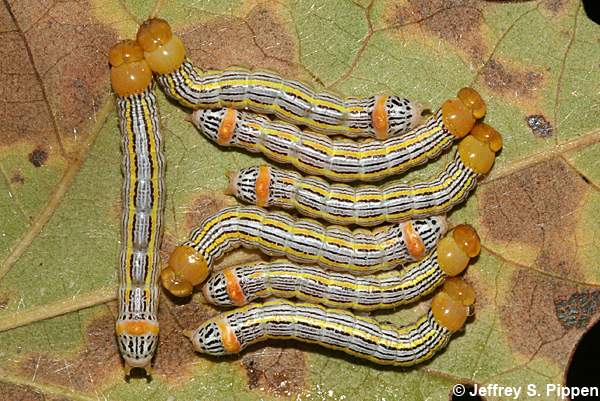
[0,0,599,400]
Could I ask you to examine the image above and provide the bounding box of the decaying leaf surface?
[0,0,599,400]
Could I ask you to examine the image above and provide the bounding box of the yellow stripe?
[204,232,384,272]
[252,128,451,182]
[142,99,159,289]
[300,165,464,202]
[248,268,438,293]
[176,71,364,133]
[124,102,136,292]
[197,210,383,253]
[200,78,361,113]
[243,309,436,350]
[289,169,470,225]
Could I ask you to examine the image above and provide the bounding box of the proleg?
[202,224,480,310]
[109,40,165,375]
[190,278,476,365]
[227,124,502,226]
[191,88,486,182]
[160,206,447,297]
[136,18,422,139]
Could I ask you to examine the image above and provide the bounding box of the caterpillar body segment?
[164,62,422,139]
[190,279,476,365]
[202,223,480,310]
[191,87,486,182]
[203,260,445,310]
[228,124,502,226]
[109,40,165,375]
[192,109,449,182]
[136,18,423,139]
[161,206,448,298]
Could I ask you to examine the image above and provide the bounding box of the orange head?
[457,123,502,175]
[191,317,242,355]
[108,40,153,97]
[431,278,476,332]
[115,318,159,375]
[436,224,480,276]
[202,268,248,307]
[441,87,487,138]
[136,18,186,74]
[160,245,210,297]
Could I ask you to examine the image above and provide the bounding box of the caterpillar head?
[202,268,247,306]
[108,40,153,97]
[224,165,271,208]
[441,87,487,138]
[402,215,448,260]
[115,319,159,375]
[431,278,476,332]
[458,123,503,175]
[161,245,210,297]
[191,318,241,355]
[136,18,186,74]
[190,108,237,145]
[437,224,480,276]
[372,95,424,140]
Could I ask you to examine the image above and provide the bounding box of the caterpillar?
[134,18,424,140]
[109,40,166,375]
[190,88,486,182]
[227,124,502,226]
[189,278,476,366]
[202,224,480,310]
[160,206,447,297]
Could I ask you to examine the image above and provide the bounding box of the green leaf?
[1,1,599,400]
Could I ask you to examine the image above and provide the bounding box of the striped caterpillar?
[160,206,447,297]
[134,19,424,140]
[226,124,502,226]
[190,89,486,183]
[203,225,480,310]
[189,278,476,366]
[125,17,491,370]
[109,41,166,375]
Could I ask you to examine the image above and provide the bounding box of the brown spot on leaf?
[388,0,487,61]
[0,381,44,401]
[153,295,218,379]
[0,294,9,310]
[481,158,588,278]
[481,159,597,362]
[167,294,219,329]
[241,347,307,397]
[18,311,120,390]
[183,192,233,232]
[10,171,24,185]
[181,5,298,77]
[0,1,116,149]
[480,59,543,99]
[500,269,591,364]
[555,290,600,329]
[542,0,567,14]
[28,148,47,167]
[526,114,553,138]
